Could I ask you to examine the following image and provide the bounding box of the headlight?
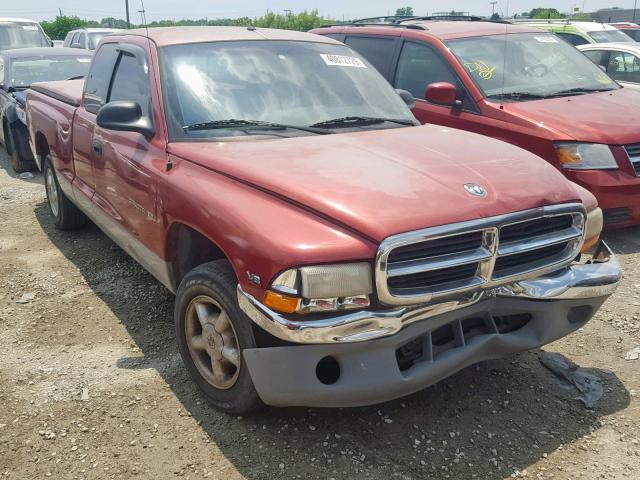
[15,106,27,125]
[264,263,373,314]
[554,143,617,170]
[581,207,603,253]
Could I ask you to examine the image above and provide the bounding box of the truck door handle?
[92,139,103,157]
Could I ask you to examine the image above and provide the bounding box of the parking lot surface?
[1,149,639,479]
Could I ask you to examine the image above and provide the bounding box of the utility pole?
[635,0,638,23]
[125,0,131,28]
[490,1,497,16]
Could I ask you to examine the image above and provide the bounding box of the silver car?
[579,42,640,90]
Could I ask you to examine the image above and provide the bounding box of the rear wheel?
[43,155,87,230]
[175,260,263,414]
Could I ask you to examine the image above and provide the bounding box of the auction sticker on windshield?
[534,36,559,43]
[320,54,367,68]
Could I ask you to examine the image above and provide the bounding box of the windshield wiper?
[486,92,547,101]
[309,116,416,129]
[545,87,615,98]
[182,119,332,135]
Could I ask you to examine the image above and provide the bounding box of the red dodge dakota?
[27,27,621,413]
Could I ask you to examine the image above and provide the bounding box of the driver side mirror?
[96,101,154,138]
[425,82,462,107]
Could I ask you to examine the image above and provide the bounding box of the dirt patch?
[0,149,639,480]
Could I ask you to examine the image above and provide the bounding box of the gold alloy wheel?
[185,295,241,390]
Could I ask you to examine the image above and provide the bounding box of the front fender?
[162,155,378,301]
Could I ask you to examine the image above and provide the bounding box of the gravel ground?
[0,148,639,480]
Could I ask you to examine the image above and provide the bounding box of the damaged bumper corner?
[237,241,620,408]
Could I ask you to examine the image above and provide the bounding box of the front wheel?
[175,260,263,414]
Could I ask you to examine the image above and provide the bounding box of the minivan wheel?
[43,155,87,230]
[175,260,263,414]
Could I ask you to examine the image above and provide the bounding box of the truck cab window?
[83,43,118,114]
[108,51,151,114]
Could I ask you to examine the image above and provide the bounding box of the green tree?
[40,15,96,40]
[395,7,414,16]
[529,8,564,19]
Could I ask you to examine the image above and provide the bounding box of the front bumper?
[568,169,640,228]
[239,242,620,408]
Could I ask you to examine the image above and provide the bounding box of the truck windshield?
[0,22,49,51]
[588,30,634,43]
[447,32,618,101]
[11,56,92,87]
[160,40,415,139]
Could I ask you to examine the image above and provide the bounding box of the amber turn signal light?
[263,290,300,314]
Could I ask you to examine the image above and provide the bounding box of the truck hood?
[502,88,640,145]
[168,125,581,243]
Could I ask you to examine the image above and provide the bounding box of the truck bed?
[30,79,84,107]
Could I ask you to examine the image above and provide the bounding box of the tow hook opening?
[316,356,341,385]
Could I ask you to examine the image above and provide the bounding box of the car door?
[91,43,165,253]
[605,50,640,87]
[0,56,6,145]
[391,40,480,128]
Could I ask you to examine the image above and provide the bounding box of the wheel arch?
[165,222,232,291]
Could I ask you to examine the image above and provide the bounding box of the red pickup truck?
[313,20,640,228]
[27,27,620,413]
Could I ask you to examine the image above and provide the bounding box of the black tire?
[175,260,264,414]
[4,123,34,173]
[43,155,88,230]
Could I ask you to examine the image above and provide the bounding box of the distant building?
[593,8,640,23]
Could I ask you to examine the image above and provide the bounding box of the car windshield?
[447,32,618,100]
[0,22,49,51]
[160,40,415,139]
[89,32,109,49]
[11,55,92,87]
[588,30,634,43]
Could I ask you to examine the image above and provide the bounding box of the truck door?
[72,42,118,212]
[90,43,166,261]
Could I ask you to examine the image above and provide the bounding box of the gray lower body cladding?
[243,295,605,407]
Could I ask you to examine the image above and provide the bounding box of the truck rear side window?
[84,43,118,114]
[108,52,151,114]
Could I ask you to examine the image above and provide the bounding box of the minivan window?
[0,22,49,51]
[108,51,151,113]
[83,43,118,114]
[588,30,634,43]
[160,40,415,140]
[395,42,460,99]
[344,36,396,76]
[447,32,618,100]
[556,32,589,46]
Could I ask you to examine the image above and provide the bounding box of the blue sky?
[4,1,640,23]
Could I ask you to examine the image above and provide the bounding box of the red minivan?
[313,20,640,228]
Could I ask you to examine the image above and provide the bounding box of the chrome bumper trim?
[238,242,620,344]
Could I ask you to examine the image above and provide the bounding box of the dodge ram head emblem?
[464,183,487,197]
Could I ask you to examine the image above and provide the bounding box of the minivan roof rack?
[318,22,427,30]
[350,15,415,24]
[397,15,512,24]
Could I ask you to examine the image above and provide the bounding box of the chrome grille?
[625,143,640,176]
[375,204,585,306]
